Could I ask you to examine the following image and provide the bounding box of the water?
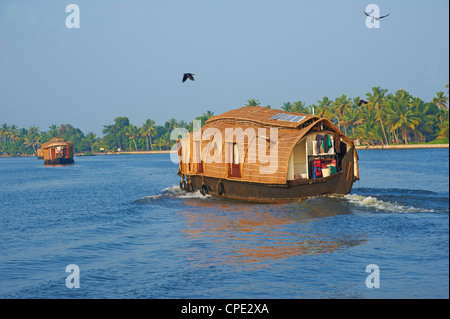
[0,149,448,299]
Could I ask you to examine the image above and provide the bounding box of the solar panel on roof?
[269,113,285,120]
[270,113,306,123]
[277,114,291,121]
[283,115,296,121]
[290,115,305,123]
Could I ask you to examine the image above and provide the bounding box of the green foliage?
[1,85,449,156]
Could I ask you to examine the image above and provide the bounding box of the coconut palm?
[23,128,41,155]
[194,111,215,127]
[315,96,334,119]
[432,91,449,110]
[8,125,18,143]
[246,99,260,106]
[0,124,10,143]
[410,98,438,142]
[84,132,98,152]
[332,94,352,134]
[341,100,364,138]
[292,101,311,114]
[140,119,157,151]
[281,102,293,112]
[365,86,389,145]
[125,124,140,151]
[437,118,449,139]
[385,89,419,144]
[164,118,178,133]
[48,125,59,138]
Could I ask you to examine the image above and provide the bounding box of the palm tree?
[102,117,130,151]
[333,94,352,134]
[140,119,157,151]
[437,118,449,139]
[410,98,437,142]
[0,124,10,143]
[162,131,171,150]
[165,118,178,133]
[84,132,98,152]
[432,91,449,110]
[385,89,419,144]
[292,101,311,114]
[315,96,333,119]
[341,101,364,138]
[23,128,41,155]
[8,125,18,143]
[48,125,59,138]
[194,111,215,127]
[125,124,140,151]
[153,137,166,151]
[281,102,293,112]
[246,99,260,106]
[365,87,389,145]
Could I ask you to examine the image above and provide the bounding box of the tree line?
[0,112,215,156]
[0,85,448,156]
[248,84,449,146]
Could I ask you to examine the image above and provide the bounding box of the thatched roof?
[206,106,319,129]
[41,137,74,149]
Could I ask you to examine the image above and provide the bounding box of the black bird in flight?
[182,73,195,83]
[364,11,390,20]
[358,99,368,106]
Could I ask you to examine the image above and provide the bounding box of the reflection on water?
[178,197,366,265]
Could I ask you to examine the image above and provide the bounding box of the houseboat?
[37,148,44,159]
[176,106,359,203]
[41,137,75,165]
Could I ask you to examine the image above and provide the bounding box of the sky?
[0,0,449,136]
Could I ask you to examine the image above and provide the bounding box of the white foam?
[344,194,434,213]
[138,185,210,201]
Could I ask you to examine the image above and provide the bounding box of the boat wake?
[135,185,210,204]
[343,193,435,213]
[137,186,440,214]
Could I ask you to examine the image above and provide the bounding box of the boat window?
[194,141,203,173]
[233,143,239,165]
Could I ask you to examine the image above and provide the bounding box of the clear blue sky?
[1,0,448,136]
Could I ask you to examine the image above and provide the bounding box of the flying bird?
[358,99,368,106]
[364,11,390,20]
[182,73,195,83]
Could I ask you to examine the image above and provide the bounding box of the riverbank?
[1,144,448,158]
[355,143,449,150]
[94,150,173,155]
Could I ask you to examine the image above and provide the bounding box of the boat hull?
[179,146,355,203]
[44,158,74,165]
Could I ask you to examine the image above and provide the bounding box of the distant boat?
[176,106,359,202]
[37,148,44,159]
[41,137,75,165]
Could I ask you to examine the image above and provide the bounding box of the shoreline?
[95,150,173,155]
[355,143,449,150]
[1,144,448,158]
